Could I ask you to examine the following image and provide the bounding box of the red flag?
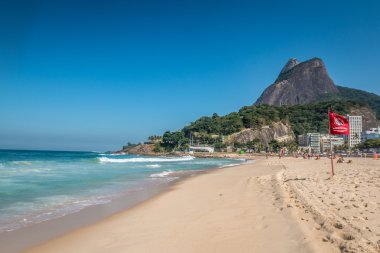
[329,111,349,135]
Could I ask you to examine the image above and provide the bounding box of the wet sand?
[0,170,207,253]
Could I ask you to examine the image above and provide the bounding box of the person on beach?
[337,157,345,163]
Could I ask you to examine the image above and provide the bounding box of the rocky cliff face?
[255,58,339,106]
[119,144,155,154]
[279,58,299,75]
[349,106,380,130]
[227,122,294,146]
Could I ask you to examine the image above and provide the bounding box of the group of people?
[337,156,353,163]
[265,151,356,164]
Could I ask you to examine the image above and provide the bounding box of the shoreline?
[114,149,258,160]
[0,160,247,253]
[6,156,377,253]
[21,157,340,253]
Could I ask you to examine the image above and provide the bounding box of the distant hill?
[123,58,380,153]
[177,57,380,147]
[254,58,339,106]
[185,100,378,141]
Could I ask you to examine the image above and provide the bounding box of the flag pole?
[330,132,335,177]
[328,107,335,177]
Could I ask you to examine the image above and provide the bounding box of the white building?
[347,115,362,147]
[309,133,321,153]
[320,135,345,152]
[189,146,214,153]
[362,126,380,141]
[298,133,321,153]
[298,135,308,146]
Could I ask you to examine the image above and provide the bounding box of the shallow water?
[0,149,243,232]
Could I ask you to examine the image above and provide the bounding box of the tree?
[233,141,246,149]
[246,139,260,152]
[153,142,162,153]
[221,113,243,135]
[286,141,299,152]
[257,143,264,152]
[122,142,137,149]
[214,142,226,151]
[148,135,162,142]
[334,143,349,152]
[162,131,188,151]
[269,140,283,152]
[356,139,380,150]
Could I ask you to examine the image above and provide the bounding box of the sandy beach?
[20,156,380,253]
[279,157,380,253]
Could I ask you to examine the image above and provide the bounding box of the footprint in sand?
[333,223,344,229]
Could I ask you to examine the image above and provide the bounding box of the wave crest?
[150,170,174,178]
[98,156,194,163]
[146,164,162,168]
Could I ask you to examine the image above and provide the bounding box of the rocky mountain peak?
[279,58,299,75]
[254,57,339,106]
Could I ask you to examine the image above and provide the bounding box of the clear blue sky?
[1,0,379,151]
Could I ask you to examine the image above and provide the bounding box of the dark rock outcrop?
[255,58,339,106]
[118,144,156,155]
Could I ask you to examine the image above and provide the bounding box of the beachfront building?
[189,146,214,153]
[298,135,308,146]
[362,126,380,141]
[309,133,321,154]
[320,135,345,152]
[346,115,362,147]
[298,133,321,153]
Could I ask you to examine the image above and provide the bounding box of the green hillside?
[185,100,360,139]
[156,100,366,151]
[150,86,379,152]
[317,86,380,119]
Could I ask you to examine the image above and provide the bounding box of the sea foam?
[147,164,162,168]
[98,156,195,163]
[0,150,242,233]
[150,170,174,178]
[219,163,241,168]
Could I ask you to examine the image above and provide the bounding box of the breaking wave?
[219,163,241,168]
[149,170,174,178]
[98,156,195,163]
[146,164,162,168]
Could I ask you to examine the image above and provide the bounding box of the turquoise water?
[0,150,243,232]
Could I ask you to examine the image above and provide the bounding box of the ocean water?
[0,150,244,232]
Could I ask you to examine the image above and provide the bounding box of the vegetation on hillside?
[317,86,380,119]
[149,100,367,152]
[185,100,361,138]
[126,86,379,153]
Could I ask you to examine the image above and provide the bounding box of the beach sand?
[22,157,380,253]
[278,157,380,253]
